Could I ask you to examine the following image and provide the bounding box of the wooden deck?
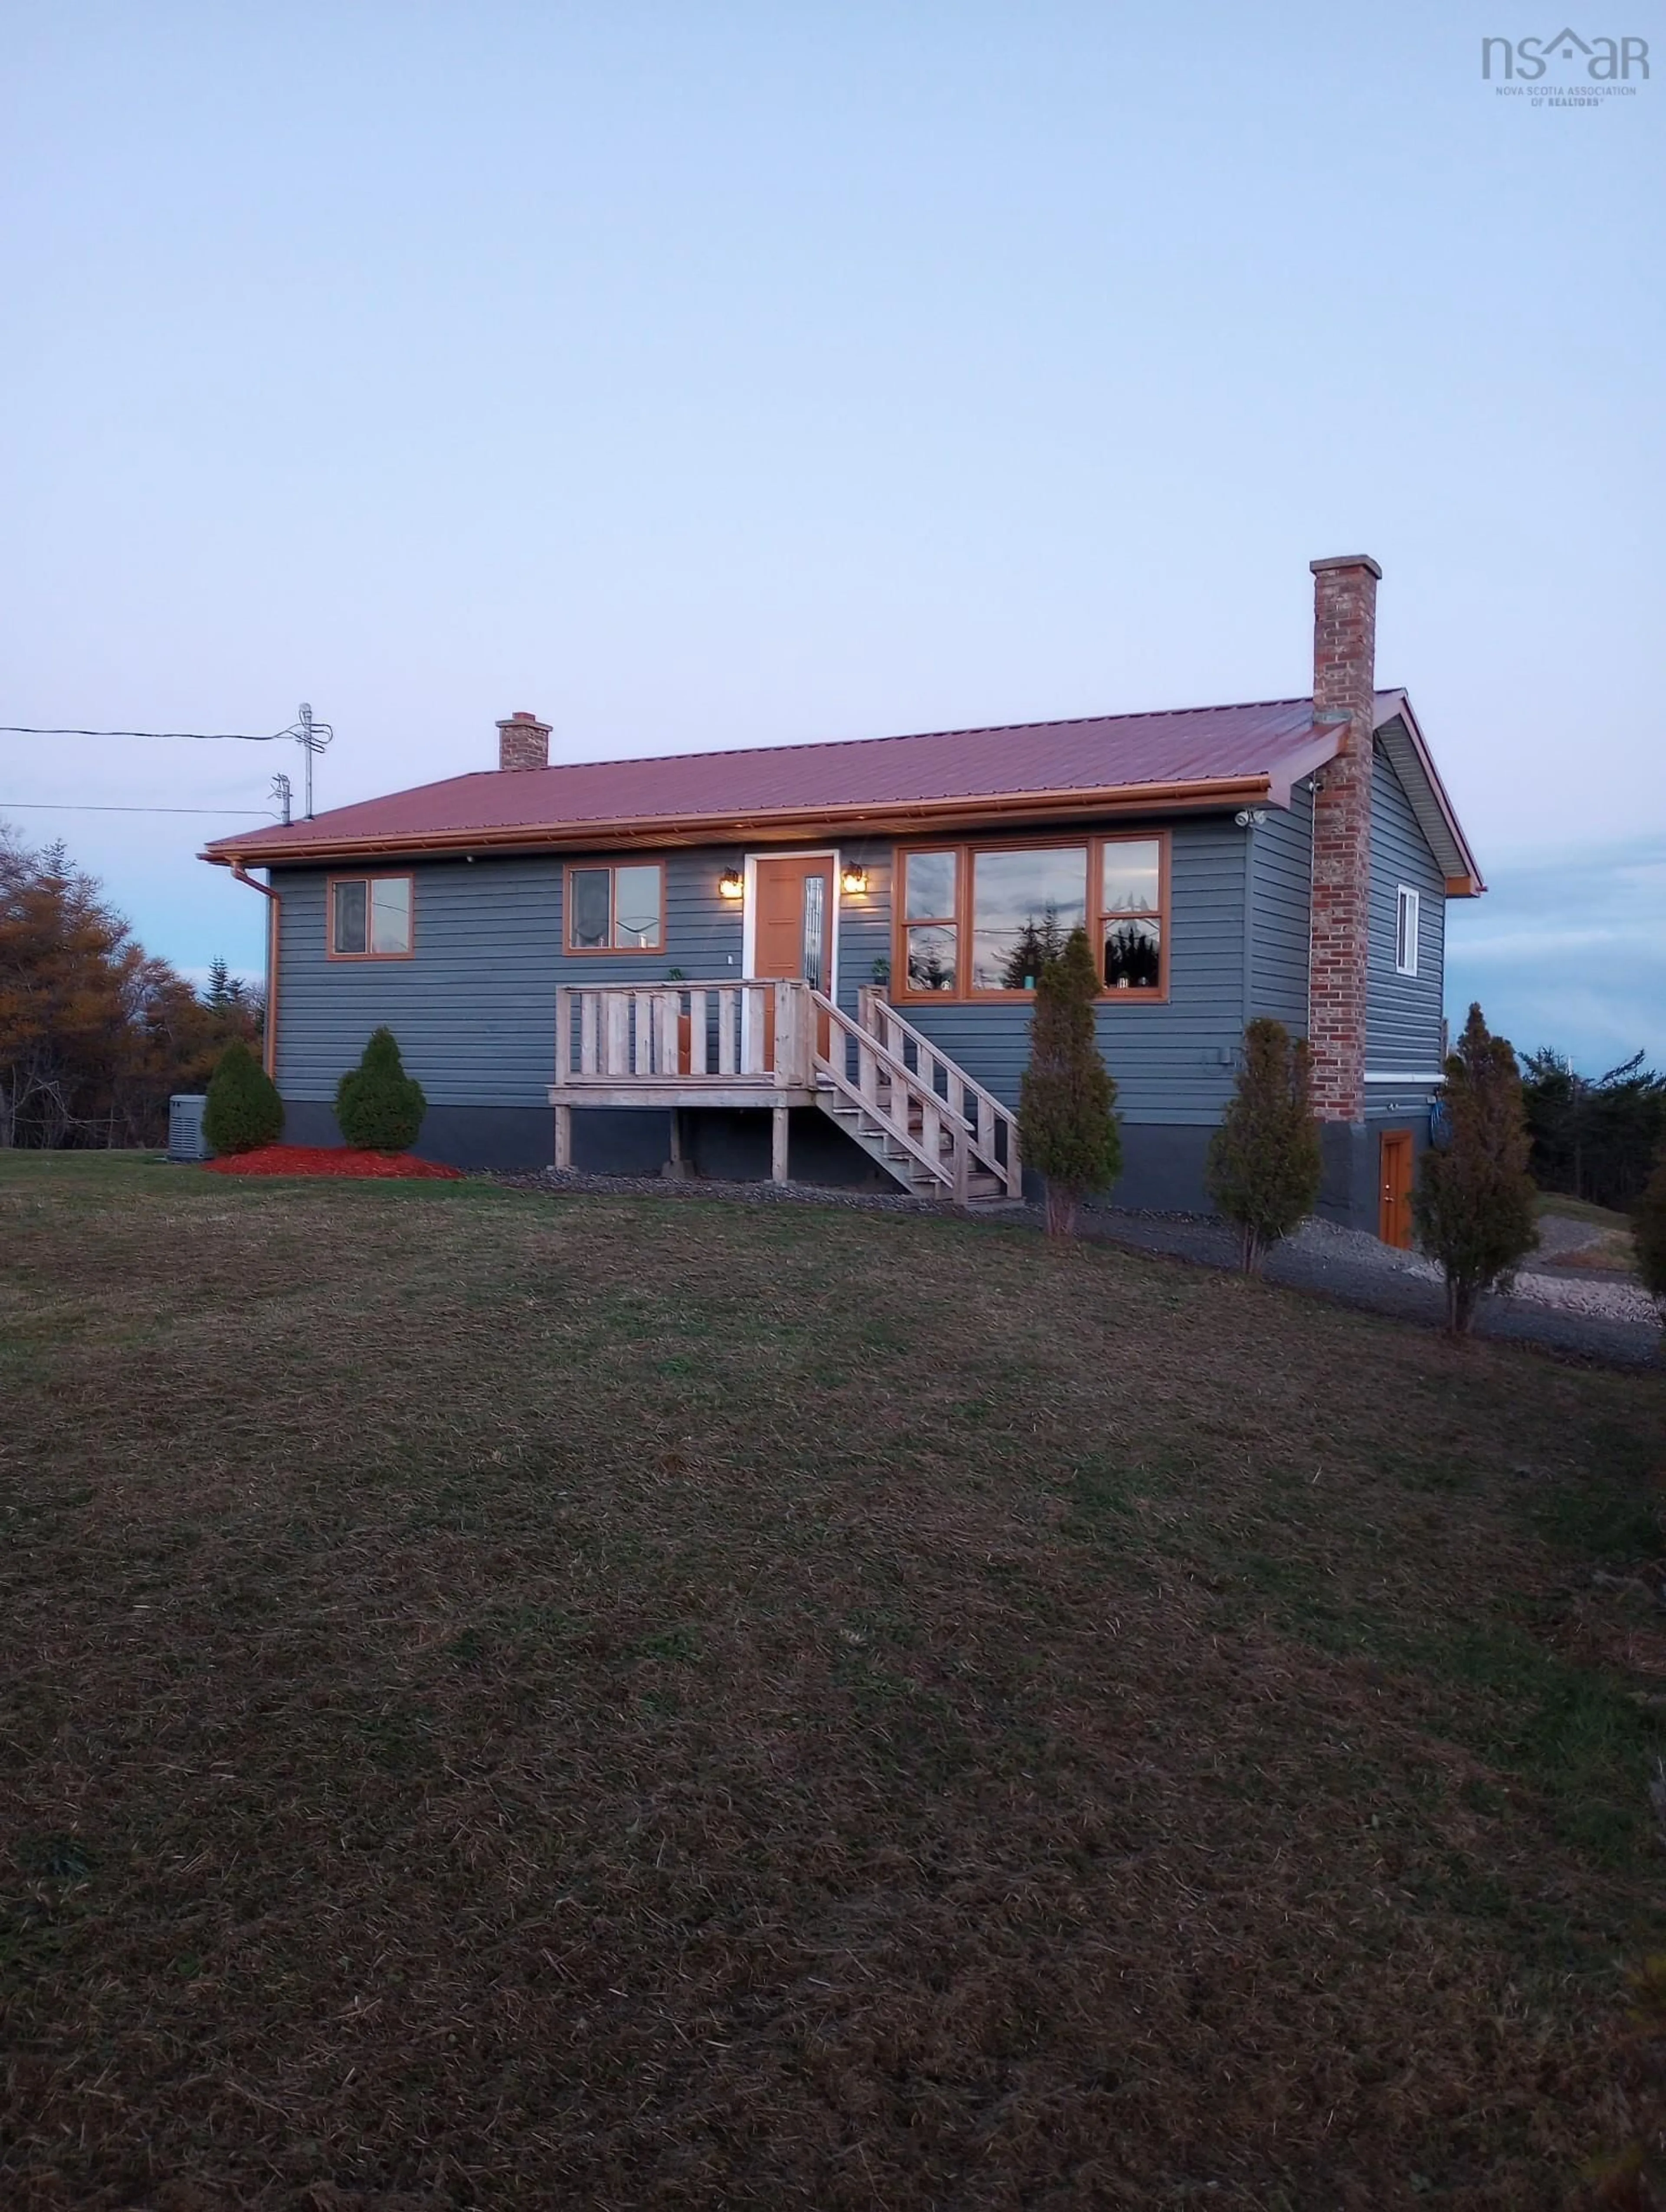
[548,980,1023,1202]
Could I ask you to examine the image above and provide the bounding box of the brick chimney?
[496,709,551,772]
[1306,555,1381,1124]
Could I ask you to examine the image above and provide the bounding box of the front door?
[752,855,834,1064]
[1378,1129,1414,1249]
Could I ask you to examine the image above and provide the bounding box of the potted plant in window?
[858,954,892,1034]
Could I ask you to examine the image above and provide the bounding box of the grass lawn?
[3,1152,1665,2210]
[1535,1192,1641,1276]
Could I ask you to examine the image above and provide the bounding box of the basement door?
[1378,1130,1414,1250]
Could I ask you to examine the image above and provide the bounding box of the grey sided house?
[203,555,1482,1241]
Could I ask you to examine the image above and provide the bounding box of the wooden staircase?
[811,988,1022,1206]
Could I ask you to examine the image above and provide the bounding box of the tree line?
[0,827,262,1149]
[1519,1048,1666,1214]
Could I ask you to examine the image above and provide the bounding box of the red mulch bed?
[203,1144,463,1180]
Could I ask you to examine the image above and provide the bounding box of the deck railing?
[553,979,813,1089]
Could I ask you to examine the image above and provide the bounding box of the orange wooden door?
[752,857,834,1063]
[1378,1130,1414,1249]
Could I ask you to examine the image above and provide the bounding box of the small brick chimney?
[1306,555,1381,1124]
[496,709,551,772]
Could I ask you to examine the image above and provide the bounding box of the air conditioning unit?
[168,1094,212,1162]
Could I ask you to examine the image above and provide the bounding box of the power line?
[3,703,334,816]
[0,802,276,817]
[0,724,292,742]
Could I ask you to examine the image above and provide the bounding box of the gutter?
[229,862,281,1080]
[199,769,1308,871]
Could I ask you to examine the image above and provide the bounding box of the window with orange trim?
[895,835,1168,1001]
[565,861,665,952]
[900,848,958,993]
[1097,837,1164,992]
[329,875,413,959]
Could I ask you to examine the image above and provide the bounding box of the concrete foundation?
[278,1099,1429,1237]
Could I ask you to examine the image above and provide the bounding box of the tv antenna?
[292,703,333,818]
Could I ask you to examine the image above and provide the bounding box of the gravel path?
[485,1169,1663,1371]
[1533,1212,1613,1262]
[1073,1208,1661,1369]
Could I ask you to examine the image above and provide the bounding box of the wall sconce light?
[840,863,869,896]
[718,866,745,900]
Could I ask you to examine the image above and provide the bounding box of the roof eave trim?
[1372,691,1486,893]
[198,774,1284,867]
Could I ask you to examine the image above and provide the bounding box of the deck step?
[822,1093,1011,1205]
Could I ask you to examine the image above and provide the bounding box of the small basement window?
[1395,886,1420,977]
[567,861,665,951]
[330,875,413,958]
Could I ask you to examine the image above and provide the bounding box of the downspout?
[1303,779,1316,1044]
[229,862,281,1080]
[1241,816,1256,1031]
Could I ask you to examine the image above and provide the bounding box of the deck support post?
[665,1106,692,1180]
[554,1103,572,1171]
[771,1103,790,1184]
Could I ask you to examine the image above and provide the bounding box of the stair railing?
[854,989,1023,1200]
[810,990,1021,1202]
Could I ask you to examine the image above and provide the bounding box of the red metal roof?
[202,691,1424,865]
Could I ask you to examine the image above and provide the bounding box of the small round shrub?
[201,1038,283,1156]
[335,1026,426,1154]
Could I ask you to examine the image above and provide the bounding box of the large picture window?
[896,836,1167,1001]
[566,861,665,952]
[329,874,413,959]
[971,847,1087,991]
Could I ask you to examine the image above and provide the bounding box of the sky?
[2,1,1661,1065]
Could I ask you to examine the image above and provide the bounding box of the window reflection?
[802,874,825,990]
[370,878,412,955]
[331,877,411,957]
[905,925,957,991]
[569,863,665,951]
[1103,916,1161,990]
[905,851,956,922]
[1101,840,1160,914]
[613,864,662,949]
[1098,837,1161,990]
[571,869,610,949]
[970,848,1086,992]
[898,837,1167,998]
[332,880,367,955]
